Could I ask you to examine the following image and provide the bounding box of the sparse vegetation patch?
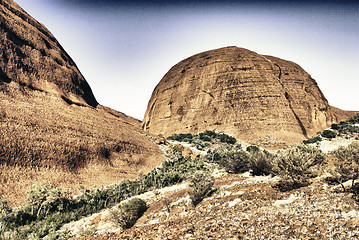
[187,170,215,206]
[273,144,326,191]
[330,142,359,196]
[110,198,147,229]
[168,131,236,150]
[0,147,207,239]
[248,150,274,176]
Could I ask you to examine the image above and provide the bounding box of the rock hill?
[143,46,354,144]
[0,0,97,107]
[0,0,164,206]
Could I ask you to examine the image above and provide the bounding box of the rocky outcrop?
[0,0,97,106]
[143,46,353,143]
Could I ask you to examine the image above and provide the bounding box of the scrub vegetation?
[303,113,359,144]
[1,128,358,239]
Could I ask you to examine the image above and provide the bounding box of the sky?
[15,0,359,119]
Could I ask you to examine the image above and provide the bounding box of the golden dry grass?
[0,83,164,206]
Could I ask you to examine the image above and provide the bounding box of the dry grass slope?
[0,83,164,206]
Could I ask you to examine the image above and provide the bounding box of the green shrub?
[222,150,249,174]
[0,200,12,234]
[199,132,212,142]
[187,171,214,206]
[331,123,340,130]
[273,144,326,191]
[167,133,194,142]
[216,132,236,144]
[168,131,237,145]
[321,130,337,139]
[110,198,147,229]
[205,144,247,173]
[331,142,359,192]
[348,113,359,124]
[191,138,209,150]
[246,145,260,153]
[249,151,274,176]
[303,136,322,144]
[26,184,71,219]
[205,149,223,163]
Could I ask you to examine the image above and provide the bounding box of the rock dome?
[143,46,351,143]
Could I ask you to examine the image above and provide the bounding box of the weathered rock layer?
[0,0,97,106]
[143,46,352,143]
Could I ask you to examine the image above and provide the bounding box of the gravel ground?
[70,173,359,240]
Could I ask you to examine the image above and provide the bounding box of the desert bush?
[168,131,237,149]
[222,150,249,174]
[187,170,214,206]
[205,149,223,163]
[321,130,337,139]
[110,198,147,229]
[77,226,96,237]
[26,184,71,219]
[199,132,212,142]
[167,133,194,142]
[0,108,6,120]
[0,200,12,234]
[348,113,359,124]
[199,130,236,144]
[161,196,171,213]
[246,145,260,153]
[303,136,322,144]
[249,151,274,176]
[205,144,247,173]
[331,142,359,192]
[191,138,209,150]
[273,144,326,191]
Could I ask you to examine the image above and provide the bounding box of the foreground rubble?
[70,172,359,240]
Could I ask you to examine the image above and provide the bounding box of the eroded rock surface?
[0,0,97,106]
[143,46,353,143]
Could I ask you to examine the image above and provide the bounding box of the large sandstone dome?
[143,46,352,143]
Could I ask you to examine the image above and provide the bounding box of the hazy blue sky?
[15,0,358,119]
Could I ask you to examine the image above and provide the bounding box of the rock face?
[0,0,97,106]
[143,46,351,143]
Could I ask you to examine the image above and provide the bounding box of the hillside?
[48,115,358,240]
[0,0,164,206]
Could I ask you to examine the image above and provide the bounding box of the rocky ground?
[67,170,359,240]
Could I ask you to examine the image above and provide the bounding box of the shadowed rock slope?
[0,0,97,107]
[143,46,354,144]
[0,0,164,205]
